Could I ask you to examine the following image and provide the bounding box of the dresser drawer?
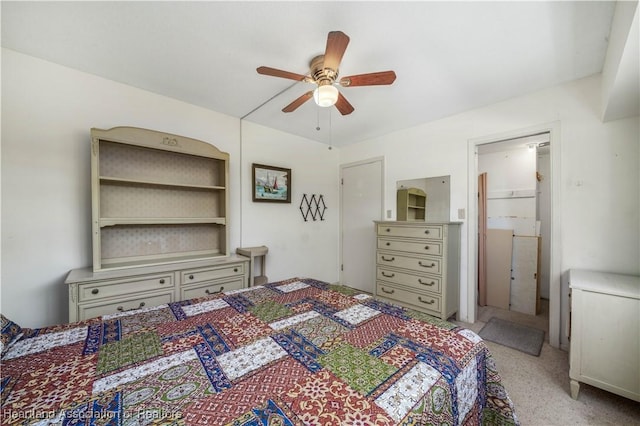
[378,238,443,256]
[181,263,244,285]
[377,268,442,294]
[377,224,443,240]
[78,291,173,319]
[376,253,442,275]
[78,274,173,302]
[376,282,441,313]
[181,276,244,300]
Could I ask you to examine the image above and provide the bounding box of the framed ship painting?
[252,163,291,203]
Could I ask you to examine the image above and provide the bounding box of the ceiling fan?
[257,31,396,115]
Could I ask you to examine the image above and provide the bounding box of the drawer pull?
[117,302,145,312]
[234,268,238,272]
[381,287,395,295]
[159,279,165,284]
[205,287,224,295]
[381,271,395,278]
[418,261,435,268]
[424,245,430,250]
[418,279,435,286]
[425,230,430,234]
[385,228,391,232]
[91,289,99,295]
[189,275,195,280]
[386,242,391,246]
[381,256,395,262]
[418,297,435,305]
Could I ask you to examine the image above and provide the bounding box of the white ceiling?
[2,1,618,147]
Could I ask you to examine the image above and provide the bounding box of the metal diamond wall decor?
[299,194,327,222]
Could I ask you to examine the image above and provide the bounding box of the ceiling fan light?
[313,85,339,107]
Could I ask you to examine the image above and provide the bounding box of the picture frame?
[252,163,291,203]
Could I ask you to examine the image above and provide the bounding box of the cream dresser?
[569,269,640,402]
[374,221,461,319]
[66,256,249,322]
[66,127,251,322]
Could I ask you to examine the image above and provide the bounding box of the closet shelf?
[487,189,536,200]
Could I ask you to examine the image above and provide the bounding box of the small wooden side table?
[236,246,269,287]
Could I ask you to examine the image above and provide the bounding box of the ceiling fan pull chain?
[328,108,333,150]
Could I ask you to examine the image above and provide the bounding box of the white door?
[510,236,539,315]
[340,159,383,293]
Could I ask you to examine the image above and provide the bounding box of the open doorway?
[477,133,551,338]
[467,122,562,349]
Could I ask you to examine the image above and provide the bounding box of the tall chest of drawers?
[374,221,461,320]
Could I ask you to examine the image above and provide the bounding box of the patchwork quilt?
[1,278,518,425]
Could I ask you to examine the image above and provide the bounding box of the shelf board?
[100,176,225,191]
[487,189,536,200]
[99,251,224,270]
[100,217,226,227]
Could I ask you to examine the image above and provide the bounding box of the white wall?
[339,74,640,346]
[0,49,339,327]
[239,121,340,284]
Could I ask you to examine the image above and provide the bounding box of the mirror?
[397,175,450,222]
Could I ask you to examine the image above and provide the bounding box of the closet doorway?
[477,134,550,319]
[467,122,561,348]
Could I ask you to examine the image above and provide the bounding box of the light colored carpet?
[454,302,640,425]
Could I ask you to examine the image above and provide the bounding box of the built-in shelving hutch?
[65,127,249,322]
[91,126,229,271]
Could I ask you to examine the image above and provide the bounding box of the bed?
[1,277,518,425]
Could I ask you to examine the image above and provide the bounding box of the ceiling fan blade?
[257,66,307,81]
[282,91,313,113]
[335,92,354,115]
[339,71,397,87]
[323,31,350,71]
